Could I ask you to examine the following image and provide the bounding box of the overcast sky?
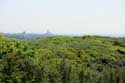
[0,0,125,35]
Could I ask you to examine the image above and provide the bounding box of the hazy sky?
[0,0,125,35]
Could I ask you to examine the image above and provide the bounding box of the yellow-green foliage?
[0,35,125,83]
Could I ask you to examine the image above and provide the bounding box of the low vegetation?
[0,35,125,83]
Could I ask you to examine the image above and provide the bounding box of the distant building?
[43,30,54,37]
[22,31,26,34]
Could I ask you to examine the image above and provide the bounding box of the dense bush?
[0,35,125,83]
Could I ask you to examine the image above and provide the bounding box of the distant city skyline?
[0,0,125,35]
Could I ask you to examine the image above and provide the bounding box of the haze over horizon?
[0,0,125,35]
